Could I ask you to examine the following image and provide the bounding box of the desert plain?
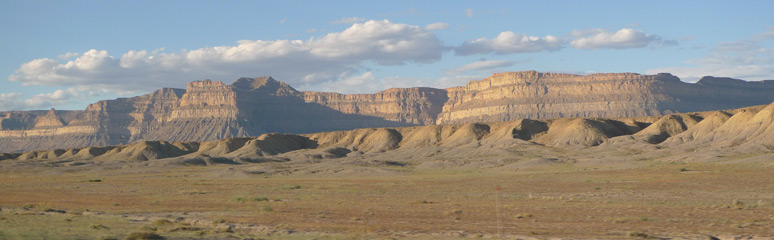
[2,103,774,239]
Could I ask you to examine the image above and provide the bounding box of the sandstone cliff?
[436,71,774,124]
[4,101,774,165]
[0,77,412,152]
[303,87,448,125]
[2,71,774,153]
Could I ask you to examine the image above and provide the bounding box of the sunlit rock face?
[2,71,773,152]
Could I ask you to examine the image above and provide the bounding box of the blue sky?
[1,0,773,110]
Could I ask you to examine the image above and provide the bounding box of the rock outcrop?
[303,87,448,125]
[0,77,412,152]
[436,71,774,124]
[5,101,774,165]
[2,71,774,153]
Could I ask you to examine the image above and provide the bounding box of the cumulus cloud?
[58,52,80,60]
[647,27,774,82]
[330,17,365,24]
[8,20,444,95]
[425,22,449,31]
[570,28,662,49]
[455,31,563,55]
[446,60,516,75]
[340,71,376,87]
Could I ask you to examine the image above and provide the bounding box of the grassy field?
[2,160,774,239]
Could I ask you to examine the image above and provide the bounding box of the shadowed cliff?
[3,101,773,167]
[2,71,773,152]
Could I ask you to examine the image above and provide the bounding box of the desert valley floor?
[2,103,774,239]
[2,160,774,239]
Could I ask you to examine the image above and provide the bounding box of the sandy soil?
[2,152,774,239]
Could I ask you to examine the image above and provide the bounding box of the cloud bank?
[454,28,668,56]
[9,20,444,95]
[456,31,563,55]
[570,28,661,49]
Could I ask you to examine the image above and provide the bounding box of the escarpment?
[5,101,774,165]
[436,71,774,124]
[303,87,448,125]
[2,71,774,152]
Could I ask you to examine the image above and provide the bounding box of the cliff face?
[0,77,413,152]
[303,87,448,125]
[2,71,774,153]
[437,72,676,124]
[436,71,774,124]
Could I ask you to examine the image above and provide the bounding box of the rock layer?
[2,71,774,152]
[437,71,774,124]
[4,101,774,164]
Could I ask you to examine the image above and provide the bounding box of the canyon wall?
[302,87,448,125]
[2,71,774,152]
[435,71,774,124]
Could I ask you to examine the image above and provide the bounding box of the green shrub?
[262,206,273,212]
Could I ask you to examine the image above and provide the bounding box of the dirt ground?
[2,158,774,239]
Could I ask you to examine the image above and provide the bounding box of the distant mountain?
[1,71,773,152]
[3,101,773,165]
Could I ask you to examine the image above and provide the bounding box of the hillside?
[3,101,773,167]
[2,102,774,239]
[1,71,773,152]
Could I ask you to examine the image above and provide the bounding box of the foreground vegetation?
[1,160,773,239]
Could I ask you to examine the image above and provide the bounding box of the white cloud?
[571,28,661,49]
[279,18,286,24]
[58,52,80,60]
[446,60,516,75]
[456,31,563,55]
[8,20,444,95]
[341,71,376,87]
[465,8,474,18]
[425,22,449,31]
[330,17,365,24]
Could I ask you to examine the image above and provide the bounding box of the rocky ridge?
[1,71,774,152]
[2,101,773,166]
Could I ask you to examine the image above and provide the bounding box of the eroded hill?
[2,71,773,152]
[3,102,773,173]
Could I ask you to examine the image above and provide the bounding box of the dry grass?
[1,161,774,239]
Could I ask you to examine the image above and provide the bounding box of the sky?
[1,0,773,111]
